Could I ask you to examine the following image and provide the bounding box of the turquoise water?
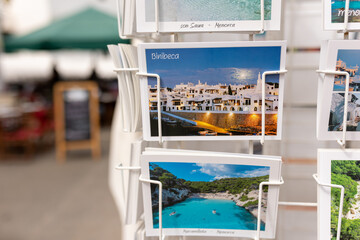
[146,0,272,22]
[332,1,360,23]
[332,1,360,10]
[153,198,265,231]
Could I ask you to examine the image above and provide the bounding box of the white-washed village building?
[148,73,279,113]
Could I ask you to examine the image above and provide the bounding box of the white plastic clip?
[136,72,163,144]
[139,175,164,240]
[316,70,350,147]
[255,177,284,240]
[313,174,345,240]
[260,70,287,145]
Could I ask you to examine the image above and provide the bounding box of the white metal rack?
[110,0,354,239]
[261,70,288,145]
[316,70,350,147]
[311,1,356,239]
[313,174,345,240]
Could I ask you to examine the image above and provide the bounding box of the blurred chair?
[0,108,53,159]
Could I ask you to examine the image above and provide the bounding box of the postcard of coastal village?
[329,50,360,132]
[330,159,360,239]
[148,161,269,230]
[139,42,285,140]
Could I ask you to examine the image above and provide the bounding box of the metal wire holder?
[313,174,345,240]
[136,72,163,144]
[260,70,288,145]
[254,177,284,240]
[138,175,164,240]
[316,70,350,147]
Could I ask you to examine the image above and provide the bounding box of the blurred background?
[0,0,355,239]
[0,1,125,239]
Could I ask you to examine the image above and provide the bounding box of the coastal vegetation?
[150,164,268,213]
[331,160,360,239]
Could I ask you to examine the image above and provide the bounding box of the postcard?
[324,0,360,30]
[318,149,360,240]
[136,0,282,32]
[138,41,287,142]
[317,40,360,140]
[141,150,282,238]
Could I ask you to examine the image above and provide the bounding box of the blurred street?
[0,128,121,240]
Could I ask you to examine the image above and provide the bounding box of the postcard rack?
[109,0,354,239]
[317,0,360,149]
[314,0,355,148]
[311,1,358,239]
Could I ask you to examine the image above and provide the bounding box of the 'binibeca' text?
[152,52,180,60]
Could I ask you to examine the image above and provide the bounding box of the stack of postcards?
[140,148,282,238]
[108,43,144,225]
[108,44,141,133]
[118,0,136,36]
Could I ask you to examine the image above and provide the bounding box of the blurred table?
[0,102,53,159]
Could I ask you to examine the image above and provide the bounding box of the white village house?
[148,73,279,113]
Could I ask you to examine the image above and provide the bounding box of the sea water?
[153,198,265,230]
[332,1,360,23]
[145,0,272,22]
[332,1,360,10]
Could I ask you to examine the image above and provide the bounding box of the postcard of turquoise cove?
[141,154,281,238]
[136,0,281,32]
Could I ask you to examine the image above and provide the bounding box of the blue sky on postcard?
[145,46,281,88]
[337,49,360,68]
[150,162,270,182]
